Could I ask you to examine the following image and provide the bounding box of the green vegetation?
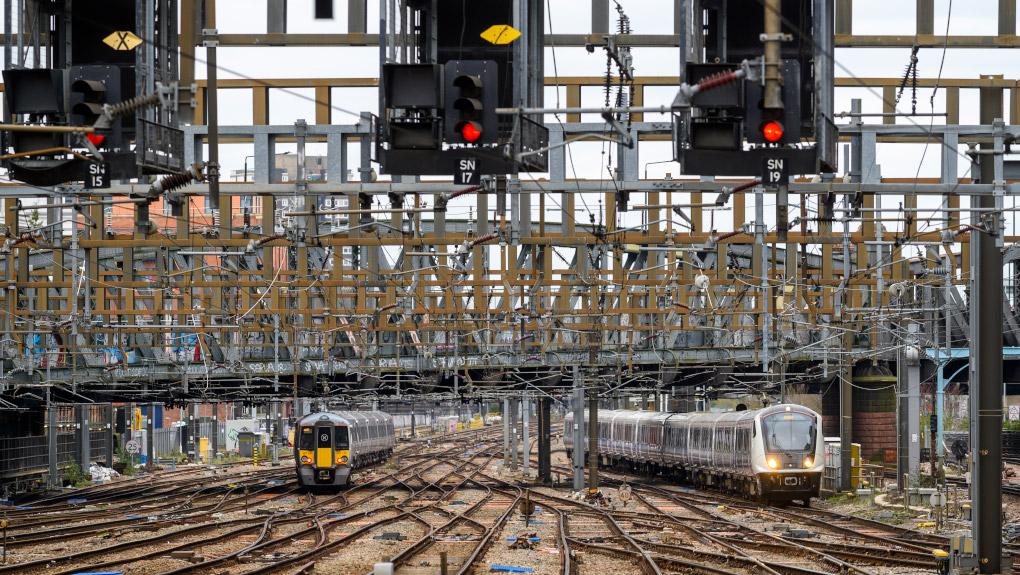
[944,412,968,432]
[212,453,247,464]
[114,447,138,476]
[1004,420,1020,431]
[61,463,90,488]
[825,492,872,510]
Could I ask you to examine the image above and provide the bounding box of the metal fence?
[0,431,108,480]
[390,413,433,429]
[0,436,48,477]
[57,433,77,465]
[89,432,110,464]
[197,421,217,445]
[153,427,182,458]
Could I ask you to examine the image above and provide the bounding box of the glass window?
[763,413,816,452]
[335,426,350,449]
[299,427,314,450]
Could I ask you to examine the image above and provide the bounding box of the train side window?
[335,426,350,449]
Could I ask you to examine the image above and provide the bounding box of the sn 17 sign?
[457,157,481,186]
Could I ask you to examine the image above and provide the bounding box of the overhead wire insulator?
[673,61,752,109]
[148,163,206,221]
[95,92,162,130]
[435,184,484,212]
[151,162,206,196]
[895,45,920,115]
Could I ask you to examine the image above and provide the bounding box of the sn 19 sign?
[761,157,787,186]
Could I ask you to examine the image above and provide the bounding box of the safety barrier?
[0,432,108,480]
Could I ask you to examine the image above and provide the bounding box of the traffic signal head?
[744,60,803,146]
[382,63,443,150]
[1,68,65,159]
[761,120,784,143]
[444,60,498,145]
[71,79,107,125]
[69,65,123,149]
[460,121,483,143]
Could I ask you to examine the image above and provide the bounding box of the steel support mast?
[970,84,1004,573]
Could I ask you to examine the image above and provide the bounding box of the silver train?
[564,404,823,504]
[294,411,395,487]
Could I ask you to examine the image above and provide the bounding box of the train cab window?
[762,412,816,453]
[335,426,350,449]
[299,427,314,450]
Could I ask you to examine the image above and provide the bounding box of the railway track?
[1,467,297,548]
[527,443,949,574]
[0,430,509,575]
[0,443,433,575]
[2,424,983,575]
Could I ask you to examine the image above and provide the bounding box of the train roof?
[566,403,819,424]
[296,411,393,427]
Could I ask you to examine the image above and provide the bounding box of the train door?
[315,425,333,468]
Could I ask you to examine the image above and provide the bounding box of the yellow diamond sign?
[480,24,521,45]
[103,31,143,51]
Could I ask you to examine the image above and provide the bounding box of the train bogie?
[295,411,395,488]
[564,404,824,505]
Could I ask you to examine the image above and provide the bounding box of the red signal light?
[86,133,106,146]
[762,121,784,143]
[461,122,482,143]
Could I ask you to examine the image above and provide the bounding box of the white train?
[564,404,824,504]
[294,411,395,487]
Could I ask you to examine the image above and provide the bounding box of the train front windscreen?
[762,412,817,464]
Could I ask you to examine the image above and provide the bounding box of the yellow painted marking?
[480,24,521,45]
[103,31,143,51]
[316,447,332,468]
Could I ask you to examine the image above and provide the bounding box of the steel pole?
[522,395,530,477]
[76,404,89,470]
[204,27,220,206]
[971,85,1004,573]
[510,400,519,471]
[762,0,783,110]
[538,396,551,483]
[147,402,156,467]
[503,398,511,468]
[572,366,584,491]
[47,391,58,489]
[756,183,769,374]
[105,404,114,468]
[211,402,219,459]
[3,0,11,69]
[838,99,862,492]
[587,386,599,493]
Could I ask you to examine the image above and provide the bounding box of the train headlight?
[803,456,813,468]
[767,457,779,469]
[338,455,349,464]
[300,455,311,464]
